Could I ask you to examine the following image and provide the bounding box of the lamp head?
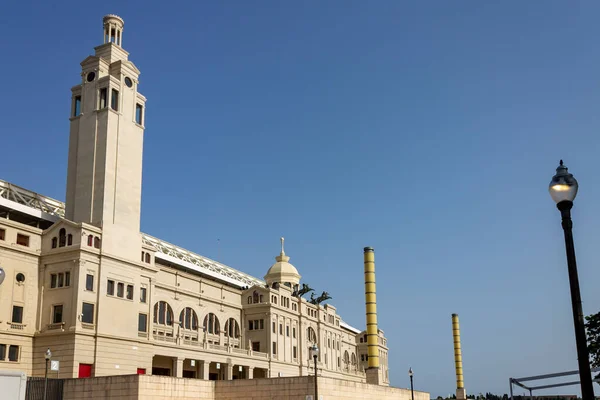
[310,344,319,358]
[0,267,5,286]
[408,367,413,377]
[45,348,52,360]
[549,160,578,204]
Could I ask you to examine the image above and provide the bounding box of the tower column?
[452,314,466,399]
[363,247,381,385]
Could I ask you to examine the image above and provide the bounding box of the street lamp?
[310,344,319,400]
[408,367,414,400]
[0,266,5,285]
[44,348,52,400]
[549,160,595,399]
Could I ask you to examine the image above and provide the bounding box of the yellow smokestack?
[452,313,465,397]
[364,247,379,369]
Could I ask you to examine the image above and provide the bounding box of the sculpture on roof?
[293,283,314,298]
[309,291,332,305]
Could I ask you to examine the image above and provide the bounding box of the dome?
[264,238,301,287]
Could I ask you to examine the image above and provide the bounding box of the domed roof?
[264,238,301,286]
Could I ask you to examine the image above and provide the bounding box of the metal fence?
[25,377,64,400]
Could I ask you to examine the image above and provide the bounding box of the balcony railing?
[47,322,65,331]
[8,322,26,330]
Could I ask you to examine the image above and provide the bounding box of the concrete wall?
[62,374,429,400]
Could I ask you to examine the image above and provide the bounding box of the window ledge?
[81,323,95,330]
[8,322,26,330]
[47,322,65,331]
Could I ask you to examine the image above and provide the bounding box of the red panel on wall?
[78,363,92,378]
[137,368,146,375]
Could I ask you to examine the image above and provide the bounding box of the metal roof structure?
[0,178,362,333]
[0,178,264,288]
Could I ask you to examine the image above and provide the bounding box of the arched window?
[141,251,145,261]
[307,327,317,343]
[253,291,259,303]
[343,351,350,368]
[203,313,220,334]
[87,235,93,246]
[94,236,101,249]
[153,301,174,326]
[179,307,198,330]
[224,318,240,338]
[59,228,66,247]
[67,234,73,246]
[351,353,356,365]
[145,253,150,263]
[51,237,57,249]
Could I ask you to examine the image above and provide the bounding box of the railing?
[81,323,95,330]
[153,334,176,343]
[47,322,65,331]
[138,332,148,338]
[9,322,26,330]
[253,351,269,359]
[232,347,247,355]
[208,343,228,352]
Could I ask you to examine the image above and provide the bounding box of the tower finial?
[560,159,564,166]
[280,237,285,255]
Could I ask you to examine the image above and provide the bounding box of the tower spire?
[280,237,285,255]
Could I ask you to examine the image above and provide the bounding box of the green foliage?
[585,311,600,385]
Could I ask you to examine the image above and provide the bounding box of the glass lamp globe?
[0,267,5,286]
[549,160,578,204]
[310,344,319,359]
[45,348,52,360]
[408,367,413,377]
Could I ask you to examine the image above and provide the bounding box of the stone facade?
[0,14,392,387]
[61,374,429,400]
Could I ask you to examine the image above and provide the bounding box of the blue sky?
[2,0,600,396]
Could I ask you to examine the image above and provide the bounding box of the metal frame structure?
[0,178,263,288]
[509,367,599,399]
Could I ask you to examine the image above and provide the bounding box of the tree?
[585,311,600,385]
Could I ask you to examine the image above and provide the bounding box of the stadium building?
[0,15,391,385]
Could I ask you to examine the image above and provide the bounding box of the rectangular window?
[12,306,23,323]
[279,324,283,335]
[99,88,107,108]
[65,271,71,287]
[252,342,260,352]
[111,89,119,111]
[52,305,63,324]
[286,326,289,337]
[293,346,297,359]
[57,273,64,288]
[272,342,277,355]
[82,303,94,324]
[140,287,147,303]
[0,228,5,240]
[135,103,143,124]
[73,96,81,117]
[293,327,296,339]
[272,322,275,333]
[0,344,5,361]
[107,280,115,296]
[85,274,94,291]
[50,274,57,289]
[249,321,254,330]
[259,319,264,330]
[138,313,147,332]
[126,284,133,300]
[117,282,124,298]
[8,345,19,362]
[16,234,29,247]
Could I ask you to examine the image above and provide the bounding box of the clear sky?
[2,1,600,397]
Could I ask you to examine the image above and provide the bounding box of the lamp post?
[310,344,319,400]
[549,160,595,399]
[44,348,52,400]
[408,367,414,400]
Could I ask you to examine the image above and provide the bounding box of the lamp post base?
[456,388,467,400]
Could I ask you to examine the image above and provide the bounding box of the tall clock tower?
[65,15,147,261]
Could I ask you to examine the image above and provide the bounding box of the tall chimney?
[452,313,466,399]
[364,247,381,384]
